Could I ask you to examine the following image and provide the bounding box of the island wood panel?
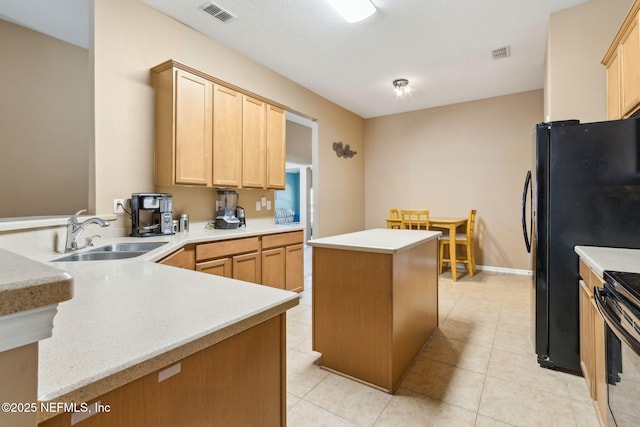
[390,239,438,386]
[312,238,438,392]
[39,315,286,427]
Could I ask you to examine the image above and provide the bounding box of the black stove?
[600,271,640,427]
[604,271,640,310]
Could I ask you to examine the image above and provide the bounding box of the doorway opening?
[275,111,317,241]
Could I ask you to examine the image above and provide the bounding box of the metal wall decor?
[332,141,357,158]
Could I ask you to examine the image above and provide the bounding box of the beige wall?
[544,0,632,122]
[0,20,90,217]
[286,121,312,165]
[92,0,364,238]
[364,90,543,270]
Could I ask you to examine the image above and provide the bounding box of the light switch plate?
[256,201,261,211]
[261,196,267,207]
[266,200,271,210]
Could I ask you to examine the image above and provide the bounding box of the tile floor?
[285,247,599,426]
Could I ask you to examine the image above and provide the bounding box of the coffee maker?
[130,193,174,237]
[215,190,240,229]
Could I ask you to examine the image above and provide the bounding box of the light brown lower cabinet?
[262,247,286,289]
[159,232,303,291]
[232,251,261,283]
[195,257,232,277]
[39,315,286,427]
[158,244,195,270]
[578,258,608,426]
[261,231,304,292]
[195,237,261,283]
[284,244,304,292]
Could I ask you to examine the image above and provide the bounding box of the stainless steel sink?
[52,241,168,262]
[90,242,168,252]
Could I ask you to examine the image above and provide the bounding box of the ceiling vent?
[201,2,236,23]
[491,46,511,60]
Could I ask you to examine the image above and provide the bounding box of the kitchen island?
[308,228,441,393]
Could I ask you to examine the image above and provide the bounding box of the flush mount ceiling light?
[393,79,410,96]
[324,0,376,23]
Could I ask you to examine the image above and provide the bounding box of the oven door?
[594,287,640,427]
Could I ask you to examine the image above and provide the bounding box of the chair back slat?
[400,210,429,230]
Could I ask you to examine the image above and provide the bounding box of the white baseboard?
[477,265,532,276]
[448,264,533,276]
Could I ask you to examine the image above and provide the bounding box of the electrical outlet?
[255,201,261,211]
[266,200,271,210]
[261,196,267,207]
[113,198,125,214]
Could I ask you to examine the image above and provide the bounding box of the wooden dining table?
[429,217,468,282]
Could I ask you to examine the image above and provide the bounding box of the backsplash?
[154,186,276,222]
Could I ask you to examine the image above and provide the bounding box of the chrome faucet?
[64,210,110,253]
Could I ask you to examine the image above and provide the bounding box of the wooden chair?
[400,210,429,230]
[439,209,477,277]
[387,208,402,229]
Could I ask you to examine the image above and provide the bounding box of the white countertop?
[0,222,304,419]
[307,228,441,254]
[575,246,640,277]
[0,249,73,316]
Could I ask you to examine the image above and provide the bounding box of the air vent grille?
[491,46,511,60]
[201,2,236,23]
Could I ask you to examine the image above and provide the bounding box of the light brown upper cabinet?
[603,0,640,119]
[151,60,287,190]
[606,49,621,120]
[212,84,243,187]
[266,105,286,190]
[154,68,212,186]
[242,95,266,188]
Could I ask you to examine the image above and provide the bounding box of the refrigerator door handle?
[522,170,532,253]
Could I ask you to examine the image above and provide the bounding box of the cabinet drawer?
[262,231,304,250]
[590,269,605,289]
[579,258,592,286]
[196,237,260,261]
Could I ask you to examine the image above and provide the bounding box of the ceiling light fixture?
[393,79,410,96]
[324,0,376,23]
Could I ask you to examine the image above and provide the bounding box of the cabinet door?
[621,16,640,116]
[607,49,622,120]
[266,105,286,190]
[242,96,266,188]
[159,245,195,270]
[592,298,608,426]
[212,84,243,187]
[579,280,595,397]
[285,244,304,292]
[233,252,261,283]
[196,258,232,278]
[262,247,285,289]
[175,70,212,185]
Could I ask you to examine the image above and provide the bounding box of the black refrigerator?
[522,118,640,373]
